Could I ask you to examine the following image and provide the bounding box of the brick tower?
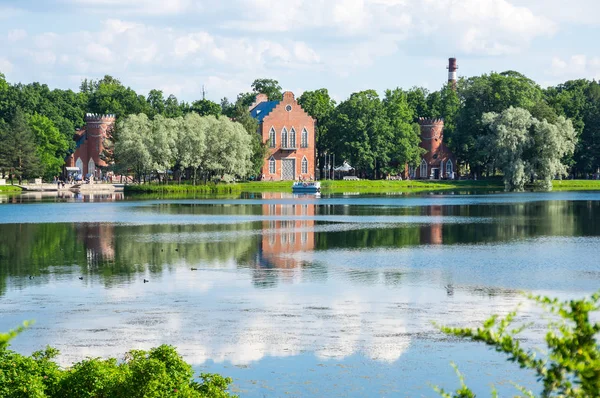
[415,118,455,179]
[65,113,115,178]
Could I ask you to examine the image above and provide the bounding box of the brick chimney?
[249,93,269,111]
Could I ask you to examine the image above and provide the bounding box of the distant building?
[65,113,115,178]
[409,118,457,179]
[408,58,458,180]
[250,91,316,180]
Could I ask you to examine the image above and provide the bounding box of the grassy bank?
[0,185,22,192]
[124,179,504,194]
[124,183,243,194]
[123,179,600,195]
[551,180,600,191]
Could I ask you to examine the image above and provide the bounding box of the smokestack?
[447,57,458,88]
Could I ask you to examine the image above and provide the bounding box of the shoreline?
[3,179,600,195]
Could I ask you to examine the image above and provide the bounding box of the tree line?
[1,70,599,188]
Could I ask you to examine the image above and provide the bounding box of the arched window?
[269,156,276,174]
[420,159,427,179]
[301,157,308,174]
[281,128,288,148]
[301,128,308,148]
[289,128,296,148]
[75,157,83,174]
[446,159,453,177]
[269,128,276,148]
[88,158,96,177]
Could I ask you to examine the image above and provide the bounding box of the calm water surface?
[1,190,600,397]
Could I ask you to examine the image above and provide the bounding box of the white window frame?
[269,156,276,174]
[446,159,453,176]
[420,159,427,179]
[269,127,276,148]
[281,127,288,149]
[301,156,308,174]
[301,128,308,148]
[289,128,296,148]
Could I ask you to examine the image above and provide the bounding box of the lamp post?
[332,154,335,180]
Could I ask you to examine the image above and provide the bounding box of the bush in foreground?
[434,292,600,397]
[0,323,236,398]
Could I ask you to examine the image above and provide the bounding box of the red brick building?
[250,92,316,180]
[65,113,115,178]
[409,118,457,179]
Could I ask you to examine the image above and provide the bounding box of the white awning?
[334,161,354,172]
[66,167,80,171]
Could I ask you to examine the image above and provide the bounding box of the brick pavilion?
[250,91,316,181]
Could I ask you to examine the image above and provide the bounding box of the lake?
[1,190,599,396]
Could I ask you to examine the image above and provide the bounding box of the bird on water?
[79,277,84,280]
[191,268,198,271]
[144,279,149,283]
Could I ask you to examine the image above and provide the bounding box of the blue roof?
[250,101,279,123]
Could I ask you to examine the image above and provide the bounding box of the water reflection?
[0,191,124,204]
[1,192,600,396]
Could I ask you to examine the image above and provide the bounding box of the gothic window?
[446,159,453,176]
[269,156,276,174]
[420,159,427,178]
[269,127,276,148]
[76,157,83,174]
[301,128,308,148]
[281,128,288,148]
[289,128,296,148]
[301,157,308,174]
[88,158,96,176]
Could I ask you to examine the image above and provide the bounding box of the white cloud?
[67,0,197,16]
[0,58,13,73]
[7,29,27,42]
[551,55,600,80]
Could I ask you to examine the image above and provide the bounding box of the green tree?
[228,103,264,178]
[530,116,577,189]
[383,88,424,172]
[406,87,430,119]
[481,107,534,190]
[164,95,184,118]
[190,99,221,117]
[251,78,282,101]
[147,89,165,117]
[481,107,576,191]
[113,114,152,182]
[455,71,544,175]
[86,75,150,118]
[28,114,69,180]
[436,291,600,398]
[546,80,600,176]
[298,88,337,174]
[328,90,392,178]
[0,109,41,183]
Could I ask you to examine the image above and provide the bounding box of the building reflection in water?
[420,205,443,245]
[76,223,115,266]
[252,193,316,285]
[0,191,124,204]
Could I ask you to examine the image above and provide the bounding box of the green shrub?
[435,292,600,397]
[0,322,236,398]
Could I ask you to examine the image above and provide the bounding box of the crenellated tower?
[84,113,115,172]
[417,117,445,155]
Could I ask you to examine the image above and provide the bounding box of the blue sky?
[0,0,598,103]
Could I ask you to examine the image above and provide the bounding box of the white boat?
[292,181,321,193]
